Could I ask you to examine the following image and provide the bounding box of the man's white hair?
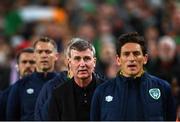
[67,38,96,57]
[158,36,176,49]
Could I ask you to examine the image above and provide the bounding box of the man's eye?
[123,52,129,56]
[21,60,36,64]
[29,61,36,64]
[36,50,52,54]
[36,50,42,54]
[22,61,28,64]
[74,57,81,61]
[84,57,91,61]
[45,50,52,54]
[133,51,141,56]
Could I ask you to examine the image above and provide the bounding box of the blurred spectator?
[95,40,118,79]
[76,22,96,43]
[169,8,180,54]
[146,36,180,100]
[0,36,12,91]
[144,26,159,64]
[94,19,115,59]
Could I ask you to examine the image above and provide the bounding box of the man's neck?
[36,69,54,77]
[37,66,55,72]
[120,69,144,78]
[74,76,92,88]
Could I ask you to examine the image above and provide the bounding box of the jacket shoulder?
[53,80,71,95]
[16,73,35,86]
[94,77,117,94]
[146,73,170,87]
[144,73,171,93]
[95,76,107,85]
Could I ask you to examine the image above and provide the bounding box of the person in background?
[147,36,180,98]
[95,40,119,80]
[48,38,105,120]
[15,48,36,78]
[6,37,58,120]
[0,48,36,120]
[90,32,176,121]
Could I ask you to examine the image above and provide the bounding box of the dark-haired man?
[90,32,176,121]
[0,48,36,120]
[16,48,36,78]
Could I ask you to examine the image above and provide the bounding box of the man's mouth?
[41,61,48,64]
[127,64,136,68]
[78,69,88,73]
[24,69,33,74]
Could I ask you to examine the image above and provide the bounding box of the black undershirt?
[73,79,96,120]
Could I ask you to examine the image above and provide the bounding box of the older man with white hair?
[147,35,180,98]
[158,36,177,62]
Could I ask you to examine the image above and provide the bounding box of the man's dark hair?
[33,37,57,51]
[68,38,96,57]
[16,48,34,64]
[116,32,147,56]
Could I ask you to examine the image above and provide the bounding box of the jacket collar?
[117,71,147,83]
[32,72,57,82]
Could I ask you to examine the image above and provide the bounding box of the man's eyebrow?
[122,50,141,52]
[74,55,81,57]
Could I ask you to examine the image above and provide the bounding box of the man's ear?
[67,58,72,68]
[93,57,96,67]
[143,54,148,65]
[15,64,19,72]
[116,55,121,66]
[67,57,70,63]
[55,53,59,61]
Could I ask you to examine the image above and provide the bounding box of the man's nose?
[128,53,135,61]
[25,62,32,67]
[79,59,86,66]
[41,51,48,57]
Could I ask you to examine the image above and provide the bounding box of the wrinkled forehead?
[70,49,94,57]
[35,42,56,51]
[20,52,35,59]
[121,43,143,53]
[18,53,35,64]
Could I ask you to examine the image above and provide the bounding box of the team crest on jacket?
[149,88,161,100]
[105,95,113,102]
[26,88,34,94]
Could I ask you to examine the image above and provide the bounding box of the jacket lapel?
[140,73,149,120]
[64,80,77,120]
[118,76,128,120]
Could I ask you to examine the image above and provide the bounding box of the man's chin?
[22,72,32,77]
[78,75,89,80]
[128,72,139,77]
[42,67,50,72]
